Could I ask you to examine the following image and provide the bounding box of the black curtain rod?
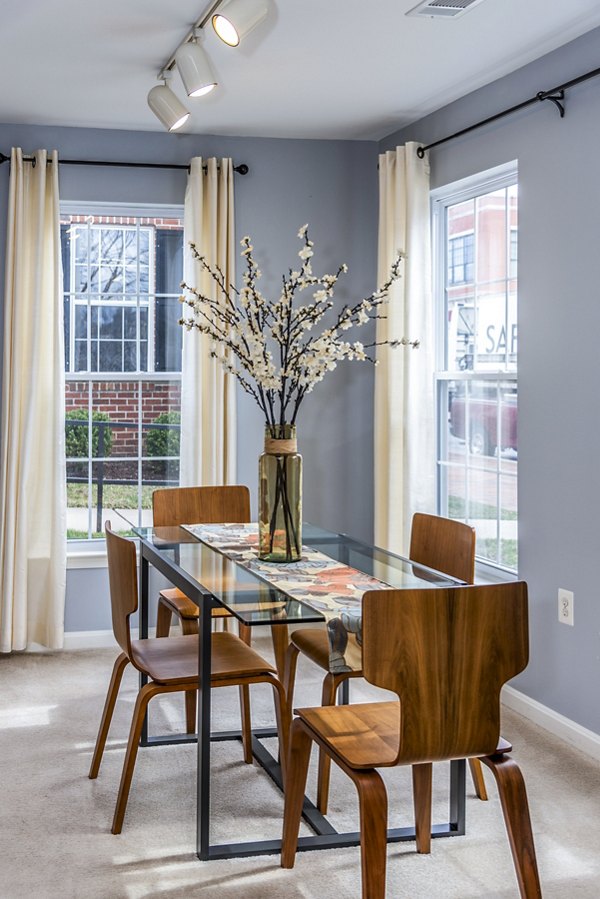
[0,153,249,175]
[417,65,600,158]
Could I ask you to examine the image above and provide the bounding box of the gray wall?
[381,27,600,735]
[0,124,379,632]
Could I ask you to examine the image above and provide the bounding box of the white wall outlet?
[558,588,574,626]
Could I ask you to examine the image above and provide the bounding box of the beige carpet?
[1,634,599,898]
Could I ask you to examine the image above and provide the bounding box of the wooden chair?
[282,583,542,899]
[89,523,288,834]
[153,485,253,752]
[283,513,484,813]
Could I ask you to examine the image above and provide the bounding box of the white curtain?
[180,157,236,486]
[0,148,66,652]
[374,142,435,553]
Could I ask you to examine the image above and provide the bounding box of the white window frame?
[62,202,184,564]
[431,161,518,577]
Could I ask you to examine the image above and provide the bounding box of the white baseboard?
[62,628,156,650]
[502,684,600,763]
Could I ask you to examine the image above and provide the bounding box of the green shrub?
[65,409,113,458]
[145,411,181,458]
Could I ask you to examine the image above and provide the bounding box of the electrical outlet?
[558,589,574,626]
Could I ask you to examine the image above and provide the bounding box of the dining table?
[133,520,467,861]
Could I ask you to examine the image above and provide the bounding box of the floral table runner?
[182,522,392,672]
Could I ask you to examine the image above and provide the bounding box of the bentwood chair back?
[153,485,251,531]
[282,583,542,899]
[409,512,476,585]
[105,522,137,659]
[153,485,253,747]
[90,522,288,835]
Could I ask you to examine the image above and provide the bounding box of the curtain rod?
[416,65,600,158]
[0,152,249,175]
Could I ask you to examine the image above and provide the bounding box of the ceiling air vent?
[406,0,487,18]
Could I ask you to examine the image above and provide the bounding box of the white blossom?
[180,227,417,429]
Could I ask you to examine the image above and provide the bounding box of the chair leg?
[239,684,253,763]
[155,599,173,638]
[89,652,129,779]
[281,719,313,868]
[480,753,542,899]
[179,616,200,734]
[112,681,165,834]
[236,624,253,761]
[316,672,341,814]
[469,757,489,800]
[270,623,289,682]
[412,762,433,853]
[269,675,289,786]
[351,768,388,899]
[283,641,300,712]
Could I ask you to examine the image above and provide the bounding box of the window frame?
[431,161,518,577]
[62,202,184,560]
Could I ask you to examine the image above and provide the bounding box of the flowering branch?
[179,225,419,432]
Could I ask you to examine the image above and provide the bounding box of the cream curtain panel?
[374,142,435,553]
[180,157,236,486]
[0,148,66,652]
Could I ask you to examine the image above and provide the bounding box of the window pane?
[99,306,123,339]
[74,340,88,371]
[124,306,137,339]
[74,305,87,339]
[141,379,181,488]
[99,341,123,372]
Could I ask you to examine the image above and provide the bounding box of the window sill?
[67,549,108,570]
[475,562,518,584]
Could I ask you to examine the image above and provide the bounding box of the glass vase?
[258,424,302,562]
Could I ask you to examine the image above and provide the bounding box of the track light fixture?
[147,1,272,131]
[175,35,217,98]
[147,78,190,132]
[212,0,269,47]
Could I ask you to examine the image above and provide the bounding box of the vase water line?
[258,424,302,562]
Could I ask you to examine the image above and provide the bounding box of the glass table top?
[133,521,463,626]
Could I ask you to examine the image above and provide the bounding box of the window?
[447,232,474,285]
[62,205,184,540]
[432,163,518,572]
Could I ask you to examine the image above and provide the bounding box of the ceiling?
[3,0,600,141]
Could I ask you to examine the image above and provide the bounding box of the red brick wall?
[65,381,181,455]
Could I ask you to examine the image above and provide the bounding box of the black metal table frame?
[137,531,467,861]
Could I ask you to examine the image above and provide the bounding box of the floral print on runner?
[182,522,391,672]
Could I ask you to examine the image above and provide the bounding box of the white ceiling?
[3,0,600,141]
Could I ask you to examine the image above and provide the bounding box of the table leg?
[196,592,213,860]
[139,550,150,745]
[449,758,466,835]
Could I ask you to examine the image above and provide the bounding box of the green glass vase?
[258,424,302,562]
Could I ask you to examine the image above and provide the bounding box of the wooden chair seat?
[296,700,513,770]
[131,631,276,685]
[159,586,231,620]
